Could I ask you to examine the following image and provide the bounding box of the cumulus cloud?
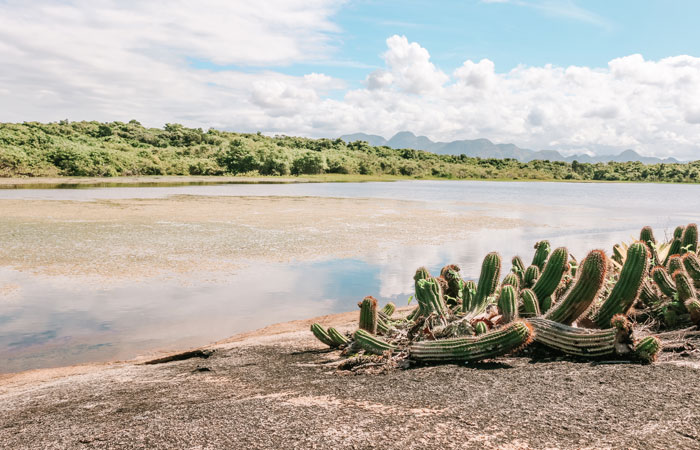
[1,3,700,158]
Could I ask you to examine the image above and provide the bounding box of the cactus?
[540,296,553,313]
[440,264,461,278]
[532,247,568,302]
[501,272,520,291]
[380,302,396,318]
[664,238,682,266]
[682,253,700,285]
[523,265,540,288]
[474,321,488,335]
[639,279,661,307]
[529,317,631,358]
[673,270,695,302]
[532,240,551,270]
[327,327,350,347]
[640,226,656,246]
[595,242,649,328]
[359,296,378,334]
[377,315,393,335]
[674,225,685,240]
[443,269,464,306]
[612,244,624,265]
[354,329,396,355]
[416,278,449,319]
[651,266,677,297]
[497,285,518,323]
[667,254,684,275]
[460,280,477,313]
[409,321,532,363]
[414,266,431,283]
[511,256,525,281]
[520,288,540,317]
[685,299,700,325]
[310,323,336,347]
[466,252,501,315]
[681,223,698,253]
[545,249,607,325]
[634,336,661,363]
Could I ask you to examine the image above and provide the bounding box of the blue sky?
[2,0,700,157]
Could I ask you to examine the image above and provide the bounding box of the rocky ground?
[1,310,699,450]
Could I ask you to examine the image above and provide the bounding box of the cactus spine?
[409,321,532,363]
[529,317,628,357]
[511,256,525,281]
[651,266,677,297]
[466,252,501,315]
[354,329,396,355]
[595,242,649,328]
[634,336,661,363]
[523,265,540,288]
[520,288,540,318]
[532,247,568,302]
[532,240,551,271]
[546,249,607,325]
[327,327,350,346]
[681,223,698,253]
[311,323,336,347]
[497,285,518,323]
[359,296,378,334]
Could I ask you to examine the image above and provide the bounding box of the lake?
[1,180,698,372]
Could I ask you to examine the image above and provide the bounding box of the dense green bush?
[1,120,699,182]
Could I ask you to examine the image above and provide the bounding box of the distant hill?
[340,131,681,164]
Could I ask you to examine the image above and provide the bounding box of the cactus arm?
[497,285,518,323]
[416,278,449,319]
[651,266,677,297]
[409,321,532,363]
[682,253,700,285]
[511,256,526,282]
[520,288,540,318]
[545,249,607,325]
[523,265,540,288]
[353,329,396,355]
[474,321,488,335]
[664,238,682,266]
[501,273,520,291]
[531,240,551,271]
[359,296,378,334]
[529,317,628,358]
[460,280,477,313]
[681,223,698,254]
[310,323,336,347]
[327,327,350,347]
[380,302,396,318]
[532,247,568,302]
[634,336,661,363]
[468,252,501,315]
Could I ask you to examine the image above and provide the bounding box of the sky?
[1,0,700,158]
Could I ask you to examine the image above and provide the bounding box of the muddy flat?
[1,310,699,450]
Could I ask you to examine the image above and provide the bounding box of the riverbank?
[1,308,699,449]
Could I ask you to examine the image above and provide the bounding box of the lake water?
[1,180,699,372]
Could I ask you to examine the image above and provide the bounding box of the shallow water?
[1,180,699,373]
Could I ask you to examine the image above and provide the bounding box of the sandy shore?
[1,309,699,449]
[0,195,528,281]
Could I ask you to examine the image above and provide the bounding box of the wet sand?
[1,309,699,449]
[0,195,528,281]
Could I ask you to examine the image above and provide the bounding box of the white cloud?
[1,3,700,159]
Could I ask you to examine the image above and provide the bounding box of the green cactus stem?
[354,329,396,355]
[639,279,661,307]
[524,265,540,288]
[532,247,568,302]
[416,278,449,319]
[612,244,624,265]
[497,285,518,323]
[540,296,553,313]
[674,225,685,239]
[310,323,336,347]
[520,288,540,318]
[532,240,551,271]
[667,254,684,275]
[380,302,396,318]
[664,238,682,266]
[466,252,501,315]
[327,327,350,347]
[414,266,431,283]
[501,273,520,291]
[511,256,526,281]
[474,321,488,335]
[359,296,378,334]
[634,336,661,363]
[651,266,677,298]
[545,249,607,325]
[640,226,656,246]
[376,315,393,335]
[595,242,649,328]
[673,270,696,302]
[681,223,698,253]
[460,280,477,313]
[440,264,461,278]
[443,269,465,306]
[529,317,632,358]
[682,253,700,285]
[409,321,532,363]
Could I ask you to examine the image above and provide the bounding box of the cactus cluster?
[307,226,700,371]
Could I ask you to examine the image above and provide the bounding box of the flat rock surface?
[1,311,699,449]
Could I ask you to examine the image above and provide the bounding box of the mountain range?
[340,131,681,164]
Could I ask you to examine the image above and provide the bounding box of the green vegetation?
[3,120,700,182]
